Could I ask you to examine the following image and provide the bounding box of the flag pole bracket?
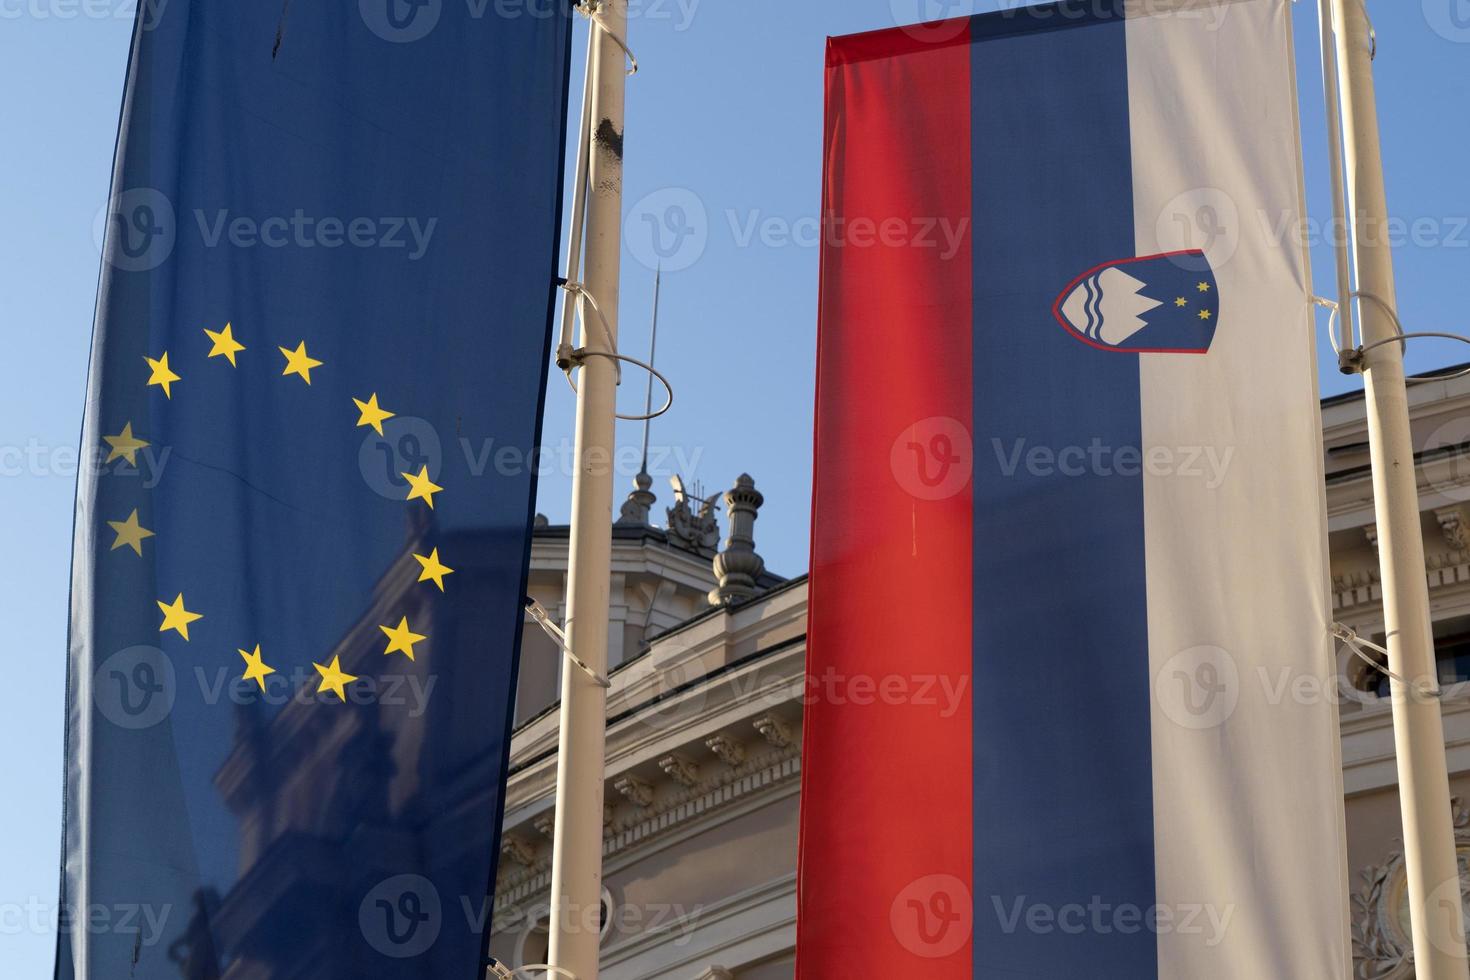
[525,597,612,689]
[1319,290,1470,382]
[487,958,580,979]
[555,280,674,422]
[1331,622,1441,700]
[576,0,638,75]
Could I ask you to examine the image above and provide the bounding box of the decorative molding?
[1439,506,1470,551]
[597,873,797,980]
[1364,524,1380,550]
[495,747,801,909]
[659,753,701,789]
[706,734,746,768]
[1354,797,1470,978]
[614,775,655,809]
[501,834,536,868]
[533,813,555,839]
[752,714,793,749]
[1334,556,1470,611]
[692,969,734,980]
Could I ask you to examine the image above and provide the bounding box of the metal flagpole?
[548,1,627,977]
[1326,0,1469,975]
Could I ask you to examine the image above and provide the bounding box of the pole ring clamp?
[564,349,673,422]
[555,280,674,421]
[576,1,638,75]
[1322,290,1470,383]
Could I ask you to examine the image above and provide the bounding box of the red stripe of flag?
[797,24,974,976]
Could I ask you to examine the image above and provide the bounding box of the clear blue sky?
[3,1,1468,974]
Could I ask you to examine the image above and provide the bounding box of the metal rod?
[557,24,597,366]
[1330,0,1470,974]
[1317,0,1357,370]
[546,4,627,977]
[639,265,660,472]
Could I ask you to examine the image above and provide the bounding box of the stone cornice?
[505,583,809,799]
[495,746,801,908]
[1341,687,1470,795]
[599,874,796,980]
[528,533,718,595]
[1333,554,1470,611]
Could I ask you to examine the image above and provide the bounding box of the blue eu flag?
[58,1,571,977]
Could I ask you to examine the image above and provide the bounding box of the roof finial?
[709,474,766,605]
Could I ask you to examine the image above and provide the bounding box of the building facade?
[489,368,1470,980]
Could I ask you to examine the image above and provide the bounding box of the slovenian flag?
[799,1,1350,977]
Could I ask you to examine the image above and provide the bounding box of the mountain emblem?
[1052,249,1220,354]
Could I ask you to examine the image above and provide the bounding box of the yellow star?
[379,616,427,660]
[313,655,358,702]
[157,593,203,640]
[1198,309,1213,321]
[107,509,154,556]
[238,644,276,693]
[279,341,323,385]
[413,548,454,591]
[1196,281,1212,293]
[353,393,395,436]
[145,352,181,398]
[204,322,246,366]
[103,422,149,465]
[1174,296,1188,308]
[402,466,443,508]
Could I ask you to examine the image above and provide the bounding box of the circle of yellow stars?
[105,322,457,703]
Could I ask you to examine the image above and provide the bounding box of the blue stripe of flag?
[969,3,1159,975]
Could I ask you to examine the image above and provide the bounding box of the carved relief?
[658,753,700,789]
[667,475,720,555]
[501,834,536,868]
[752,713,793,749]
[706,734,746,768]
[1354,798,1470,979]
[613,775,655,809]
[1437,506,1470,552]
